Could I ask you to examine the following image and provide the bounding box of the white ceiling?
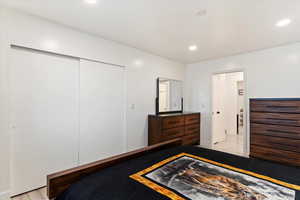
[1,0,300,64]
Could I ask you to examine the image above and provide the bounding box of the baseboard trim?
[0,191,10,200]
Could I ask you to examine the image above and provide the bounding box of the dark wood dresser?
[148,112,200,146]
[250,99,300,167]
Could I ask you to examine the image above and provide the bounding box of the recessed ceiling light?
[84,0,98,4]
[189,45,198,51]
[134,59,144,67]
[276,18,291,27]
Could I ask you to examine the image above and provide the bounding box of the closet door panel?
[10,48,80,195]
[79,60,125,165]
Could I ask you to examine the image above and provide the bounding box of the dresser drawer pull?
[188,127,198,131]
[168,121,180,125]
[168,131,180,135]
[187,118,198,121]
[186,119,199,124]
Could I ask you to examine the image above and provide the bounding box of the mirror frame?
[155,77,183,115]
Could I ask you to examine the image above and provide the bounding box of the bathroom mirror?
[156,78,183,114]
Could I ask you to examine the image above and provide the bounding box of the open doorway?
[211,71,246,156]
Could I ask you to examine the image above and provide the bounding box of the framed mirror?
[156,78,183,114]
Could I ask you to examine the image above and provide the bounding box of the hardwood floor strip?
[11,188,49,200]
[39,188,48,199]
[28,191,42,200]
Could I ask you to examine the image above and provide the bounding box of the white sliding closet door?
[79,60,126,165]
[10,47,79,196]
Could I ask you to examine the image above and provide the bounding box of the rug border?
[130,152,300,200]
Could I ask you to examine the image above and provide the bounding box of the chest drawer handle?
[266,118,297,122]
[267,129,299,135]
[266,106,298,109]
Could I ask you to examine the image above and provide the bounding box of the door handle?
[216,111,220,114]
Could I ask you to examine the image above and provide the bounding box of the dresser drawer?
[162,116,185,129]
[250,145,300,166]
[251,135,300,153]
[185,114,200,125]
[185,124,200,135]
[182,134,199,145]
[251,123,300,140]
[250,100,300,113]
[251,112,300,126]
[148,113,201,146]
[162,127,185,140]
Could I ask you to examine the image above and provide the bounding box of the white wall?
[0,7,10,200]
[0,7,185,196]
[126,58,184,150]
[185,42,300,151]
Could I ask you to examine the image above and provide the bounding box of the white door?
[212,74,226,144]
[79,60,126,165]
[10,47,79,196]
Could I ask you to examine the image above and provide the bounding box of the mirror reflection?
[158,78,183,113]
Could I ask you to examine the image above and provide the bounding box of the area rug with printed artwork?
[131,153,300,200]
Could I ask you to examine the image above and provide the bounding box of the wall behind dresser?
[185,42,300,150]
[0,7,185,197]
[0,7,10,200]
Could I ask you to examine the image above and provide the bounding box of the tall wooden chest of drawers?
[250,99,300,167]
[148,113,200,146]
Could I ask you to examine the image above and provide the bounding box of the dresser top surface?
[149,112,200,117]
[250,98,300,101]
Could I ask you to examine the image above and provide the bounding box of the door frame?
[210,69,249,157]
